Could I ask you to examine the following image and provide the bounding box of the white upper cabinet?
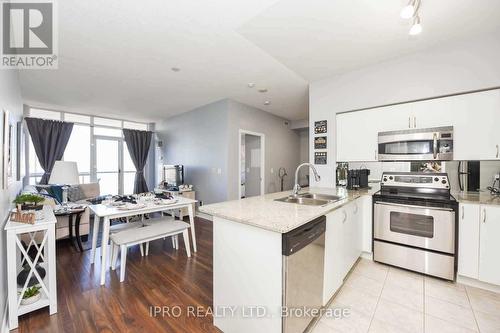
[336,89,500,162]
[336,103,413,162]
[337,110,379,162]
[452,90,500,160]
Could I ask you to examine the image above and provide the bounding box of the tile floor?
[313,259,500,333]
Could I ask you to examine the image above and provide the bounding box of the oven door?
[374,202,455,254]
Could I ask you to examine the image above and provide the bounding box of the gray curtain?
[123,129,152,194]
[25,117,74,184]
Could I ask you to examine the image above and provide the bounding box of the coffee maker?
[347,169,370,190]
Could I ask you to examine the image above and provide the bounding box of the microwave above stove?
[378,126,453,161]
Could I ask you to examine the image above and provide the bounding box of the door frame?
[93,135,124,195]
[238,129,265,199]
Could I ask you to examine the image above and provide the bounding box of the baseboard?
[360,251,373,260]
[457,275,500,294]
[1,298,8,333]
[195,211,213,221]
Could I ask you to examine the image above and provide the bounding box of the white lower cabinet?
[360,195,373,253]
[479,205,500,285]
[458,203,480,279]
[323,207,345,305]
[458,203,500,286]
[323,198,364,305]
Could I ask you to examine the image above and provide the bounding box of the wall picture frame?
[314,136,327,149]
[314,152,327,165]
[314,120,327,134]
[17,121,25,181]
[2,109,10,189]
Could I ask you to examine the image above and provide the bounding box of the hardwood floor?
[14,217,221,333]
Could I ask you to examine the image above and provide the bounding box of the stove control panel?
[381,172,449,189]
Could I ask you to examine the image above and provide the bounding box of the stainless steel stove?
[372,172,458,281]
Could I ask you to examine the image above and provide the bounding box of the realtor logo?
[1,0,58,69]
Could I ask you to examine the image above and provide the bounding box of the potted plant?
[13,194,45,211]
[20,285,42,305]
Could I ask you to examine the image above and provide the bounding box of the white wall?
[156,100,229,205]
[0,70,24,326]
[309,31,500,187]
[297,128,309,186]
[226,100,300,200]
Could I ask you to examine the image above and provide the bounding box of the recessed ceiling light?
[171,67,181,72]
[247,83,255,88]
[258,88,268,93]
[264,101,271,106]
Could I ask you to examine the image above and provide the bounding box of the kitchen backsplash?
[346,161,500,192]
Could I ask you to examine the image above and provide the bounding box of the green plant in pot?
[14,194,45,211]
[19,285,42,305]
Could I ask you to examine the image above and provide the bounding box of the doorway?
[238,130,265,199]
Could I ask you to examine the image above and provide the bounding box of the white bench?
[110,218,191,282]
[109,215,177,256]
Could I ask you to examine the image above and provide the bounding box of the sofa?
[24,183,100,241]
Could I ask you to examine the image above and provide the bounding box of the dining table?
[88,196,197,285]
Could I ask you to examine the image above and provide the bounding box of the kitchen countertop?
[453,191,500,206]
[199,186,379,233]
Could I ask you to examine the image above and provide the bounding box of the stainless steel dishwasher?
[282,216,326,333]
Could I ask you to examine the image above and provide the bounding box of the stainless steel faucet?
[292,163,321,195]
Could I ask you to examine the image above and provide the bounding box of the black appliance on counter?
[346,169,370,190]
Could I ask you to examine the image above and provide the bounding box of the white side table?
[4,205,57,330]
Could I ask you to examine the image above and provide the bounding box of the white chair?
[110,219,191,282]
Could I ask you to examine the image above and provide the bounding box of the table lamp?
[49,161,80,205]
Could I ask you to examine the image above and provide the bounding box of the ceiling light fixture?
[171,67,181,72]
[400,0,422,36]
[258,88,268,93]
[400,1,416,19]
[264,101,271,106]
[409,16,422,35]
[247,83,255,88]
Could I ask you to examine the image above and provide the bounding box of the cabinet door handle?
[342,210,347,223]
[496,144,499,158]
[461,207,464,220]
[413,116,416,128]
[375,150,377,160]
[408,117,411,128]
[483,208,486,223]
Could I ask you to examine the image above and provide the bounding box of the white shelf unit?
[5,206,58,330]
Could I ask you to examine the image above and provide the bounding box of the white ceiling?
[19,0,500,122]
[239,0,500,81]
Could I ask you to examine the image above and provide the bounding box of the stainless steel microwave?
[378,126,453,161]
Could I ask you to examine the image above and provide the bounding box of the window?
[123,144,136,195]
[25,107,150,193]
[124,121,148,131]
[28,136,44,185]
[94,127,122,137]
[94,117,122,127]
[63,124,91,176]
[28,108,61,120]
[63,113,91,124]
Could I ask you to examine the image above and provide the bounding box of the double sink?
[275,192,344,206]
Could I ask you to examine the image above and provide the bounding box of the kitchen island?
[200,186,377,333]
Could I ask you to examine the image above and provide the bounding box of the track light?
[400,0,422,36]
[409,16,422,35]
[400,3,415,19]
